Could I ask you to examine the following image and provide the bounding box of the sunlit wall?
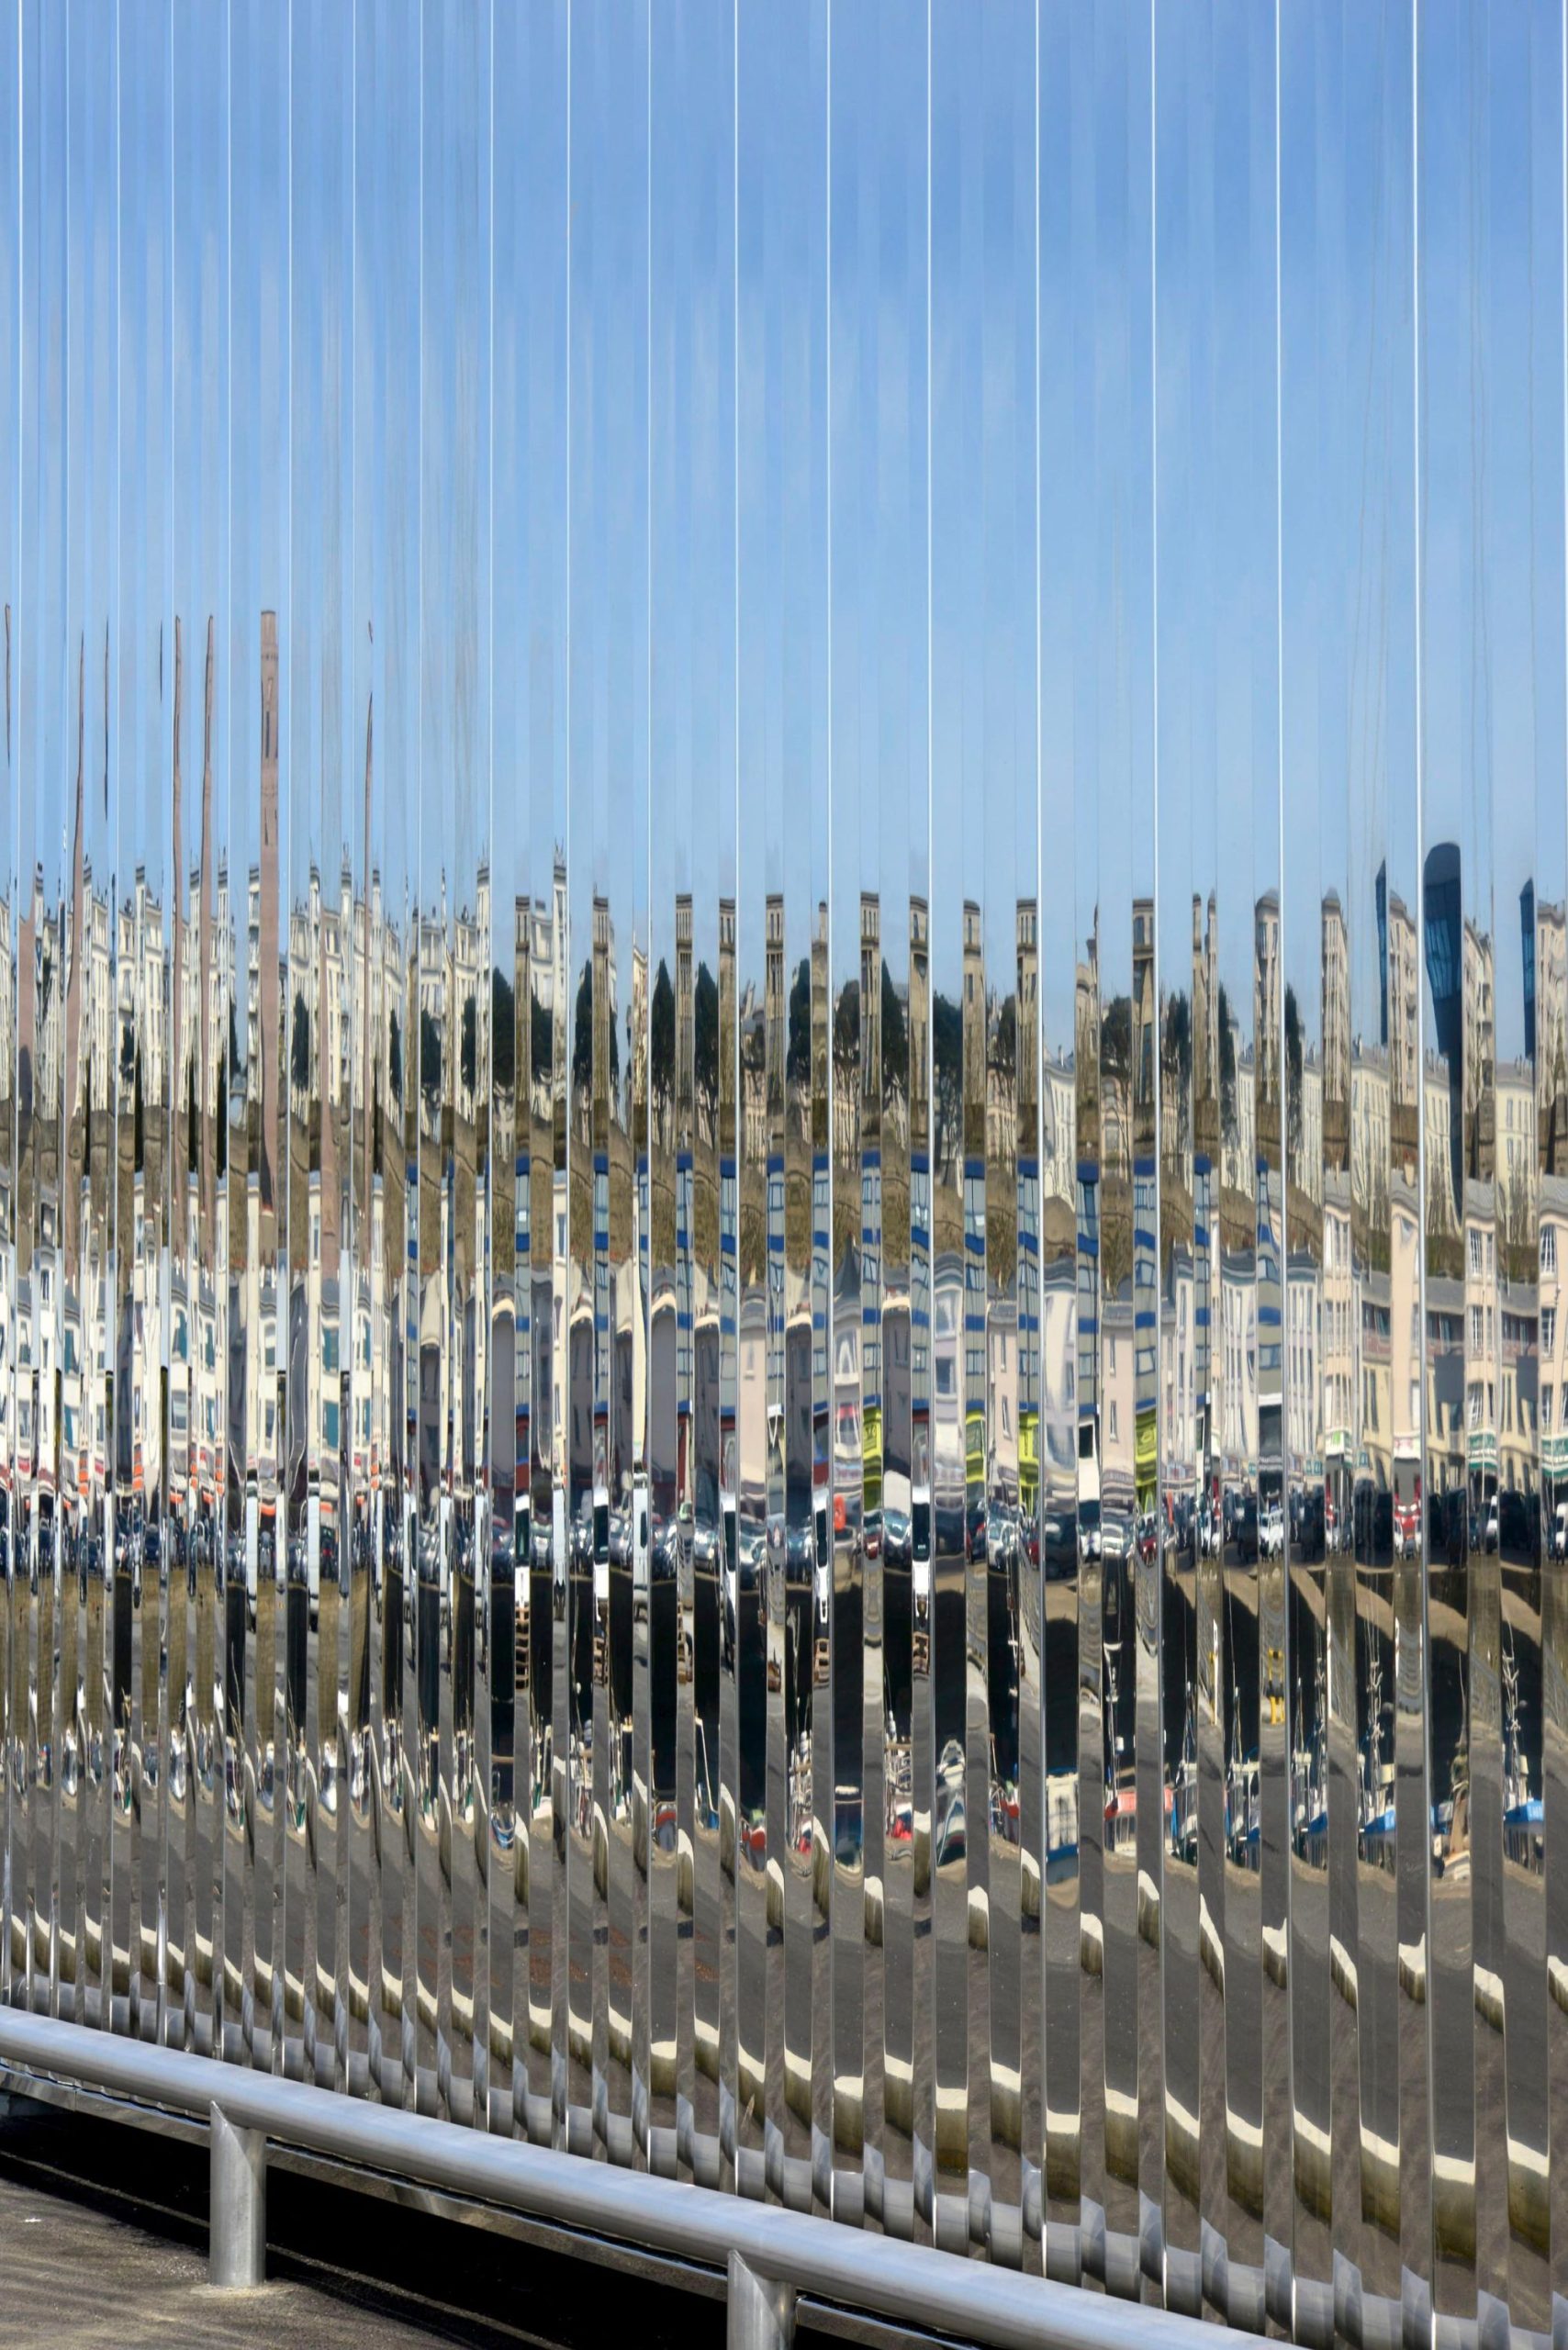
[2,3,1565,2339]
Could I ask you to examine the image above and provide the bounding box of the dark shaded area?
[0,2099,711,2349]
[0,2098,925,2349]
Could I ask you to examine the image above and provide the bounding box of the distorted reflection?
[0,6,1563,2339]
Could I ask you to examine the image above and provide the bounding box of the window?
[1545,1225,1558,1276]
[1544,1385,1554,1432]
[1544,1305,1557,1357]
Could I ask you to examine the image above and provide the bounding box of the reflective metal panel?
[2,10,1566,2338]
[0,0,18,2026]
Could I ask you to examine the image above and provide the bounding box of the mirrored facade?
[4,3,1568,2336]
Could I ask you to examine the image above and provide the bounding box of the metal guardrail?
[0,2009,1252,2350]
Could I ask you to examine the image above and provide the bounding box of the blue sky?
[12,0,1566,1085]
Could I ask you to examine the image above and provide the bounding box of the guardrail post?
[209,2101,267,2289]
[727,2251,796,2349]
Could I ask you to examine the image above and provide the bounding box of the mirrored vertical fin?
[0,0,19,2023]
[1424,6,1557,2338]
[790,639,827,2199]
[170,0,230,2069]
[58,73,81,2042]
[165,632,187,2052]
[345,64,375,2120]
[229,4,285,2083]
[469,15,496,2137]
[354,0,419,2114]
[395,284,422,2125]
[644,0,734,2198]
[1282,10,1360,2333]
[565,0,648,2165]
[1016,145,1046,2283]
[487,709,518,2134]
[950,1,1036,2269]
[1204,758,1252,2324]
[290,0,350,2092]
[716,792,738,2189]
[827,5,865,2237]
[1544,6,1568,2302]
[825,2,908,2234]
[1036,7,1083,2282]
[345,0,380,2115]
[641,5,685,2195]
[737,23,777,2210]
[1340,8,1417,2338]
[1129,58,1163,2295]
[907,867,933,2253]
[1387,41,1430,2350]
[713,31,747,2196]
[631,280,655,2177]
[1075,1,1155,2300]
[733,0,826,2209]
[1152,5,1200,2298]
[1486,8,1555,2334]
[17,0,63,2026]
[928,3,971,2254]
[418,0,452,2123]
[63,0,117,2042]
[409,0,442,2126]
[1419,0,1481,2335]
[419,0,490,2132]
[493,0,566,2156]
[563,0,593,2157]
[1265,16,1307,2342]
[1235,7,1282,2327]
[488,0,535,2147]
[1540,12,1568,2333]
[825,6,929,2250]
[37,4,68,2036]
[644,6,682,2183]
[1249,865,1284,2294]
[115,5,171,2051]
[1279,10,1334,2323]
[1016,973,1044,2277]
[609,10,645,2174]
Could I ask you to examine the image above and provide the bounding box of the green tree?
[651,959,676,1112]
[1216,981,1237,1138]
[1284,982,1303,1149]
[491,968,516,1095]
[933,991,962,1169]
[787,958,812,1092]
[291,991,309,1098]
[694,962,719,1129]
[461,993,477,1102]
[1101,994,1132,1088]
[420,1007,442,1115]
[881,960,908,1092]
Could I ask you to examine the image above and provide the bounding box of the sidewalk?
[0,2159,479,2349]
